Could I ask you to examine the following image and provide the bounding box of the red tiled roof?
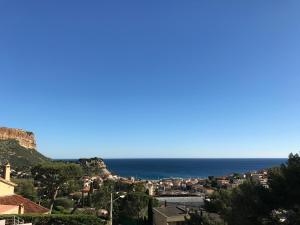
[0,195,49,214]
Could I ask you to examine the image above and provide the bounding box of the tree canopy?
[205,153,300,225]
[32,162,83,213]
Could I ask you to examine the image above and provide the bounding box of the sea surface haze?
[104,158,286,179]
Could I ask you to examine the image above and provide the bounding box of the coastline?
[56,158,286,180]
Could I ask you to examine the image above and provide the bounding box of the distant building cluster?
[151,170,270,225]
[79,168,270,201]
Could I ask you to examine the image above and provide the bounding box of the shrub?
[54,198,74,209]
[0,214,106,225]
[14,179,38,201]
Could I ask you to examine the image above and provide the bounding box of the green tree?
[32,162,83,213]
[185,210,222,225]
[92,180,116,209]
[226,181,271,225]
[14,179,38,201]
[121,192,149,224]
[269,153,300,209]
[206,181,272,225]
[60,179,83,196]
[205,189,232,214]
[206,153,300,225]
[147,197,153,225]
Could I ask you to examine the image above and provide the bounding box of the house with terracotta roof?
[0,162,49,215]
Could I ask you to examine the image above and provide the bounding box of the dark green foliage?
[73,208,98,216]
[60,179,83,196]
[32,162,83,213]
[225,181,271,225]
[130,183,147,192]
[52,206,70,214]
[54,197,74,209]
[121,192,149,219]
[205,189,232,214]
[207,176,218,188]
[185,211,206,225]
[147,197,153,225]
[120,192,150,225]
[206,153,300,225]
[0,140,50,170]
[24,131,33,135]
[119,216,139,225]
[185,210,224,225]
[91,180,115,209]
[268,153,300,209]
[14,178,38,201]
[0,214,105,225]
[90,181,154,225]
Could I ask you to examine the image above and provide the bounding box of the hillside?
[0,139,50,170]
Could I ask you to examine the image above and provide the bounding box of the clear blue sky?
[0,1,299,158]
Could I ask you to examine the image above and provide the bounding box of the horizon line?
[55,157,288,160]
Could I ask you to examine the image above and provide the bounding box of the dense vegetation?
[205,153,300,225]
[83,179,159,225]
[185,210,224,225]
[0,139,49,170]
[0,214,105,225]
[14,178,38,201]
[29,161,157,225]
[32,162,83,213]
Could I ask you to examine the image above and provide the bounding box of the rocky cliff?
[0,127,37,149]
[78,157,112,178]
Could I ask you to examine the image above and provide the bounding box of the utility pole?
[109,192,126,225]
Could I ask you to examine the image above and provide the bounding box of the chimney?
[18,204,24,214]
[3,162,11,181]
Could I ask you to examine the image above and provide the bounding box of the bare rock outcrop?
[0,127,37,149]
[78,157,112,178]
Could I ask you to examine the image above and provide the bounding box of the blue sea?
[104,158,286,179]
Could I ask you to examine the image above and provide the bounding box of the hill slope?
[0,139,50,169]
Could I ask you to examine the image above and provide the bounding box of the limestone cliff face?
[0,127,37,149]
[78,157,112,177]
